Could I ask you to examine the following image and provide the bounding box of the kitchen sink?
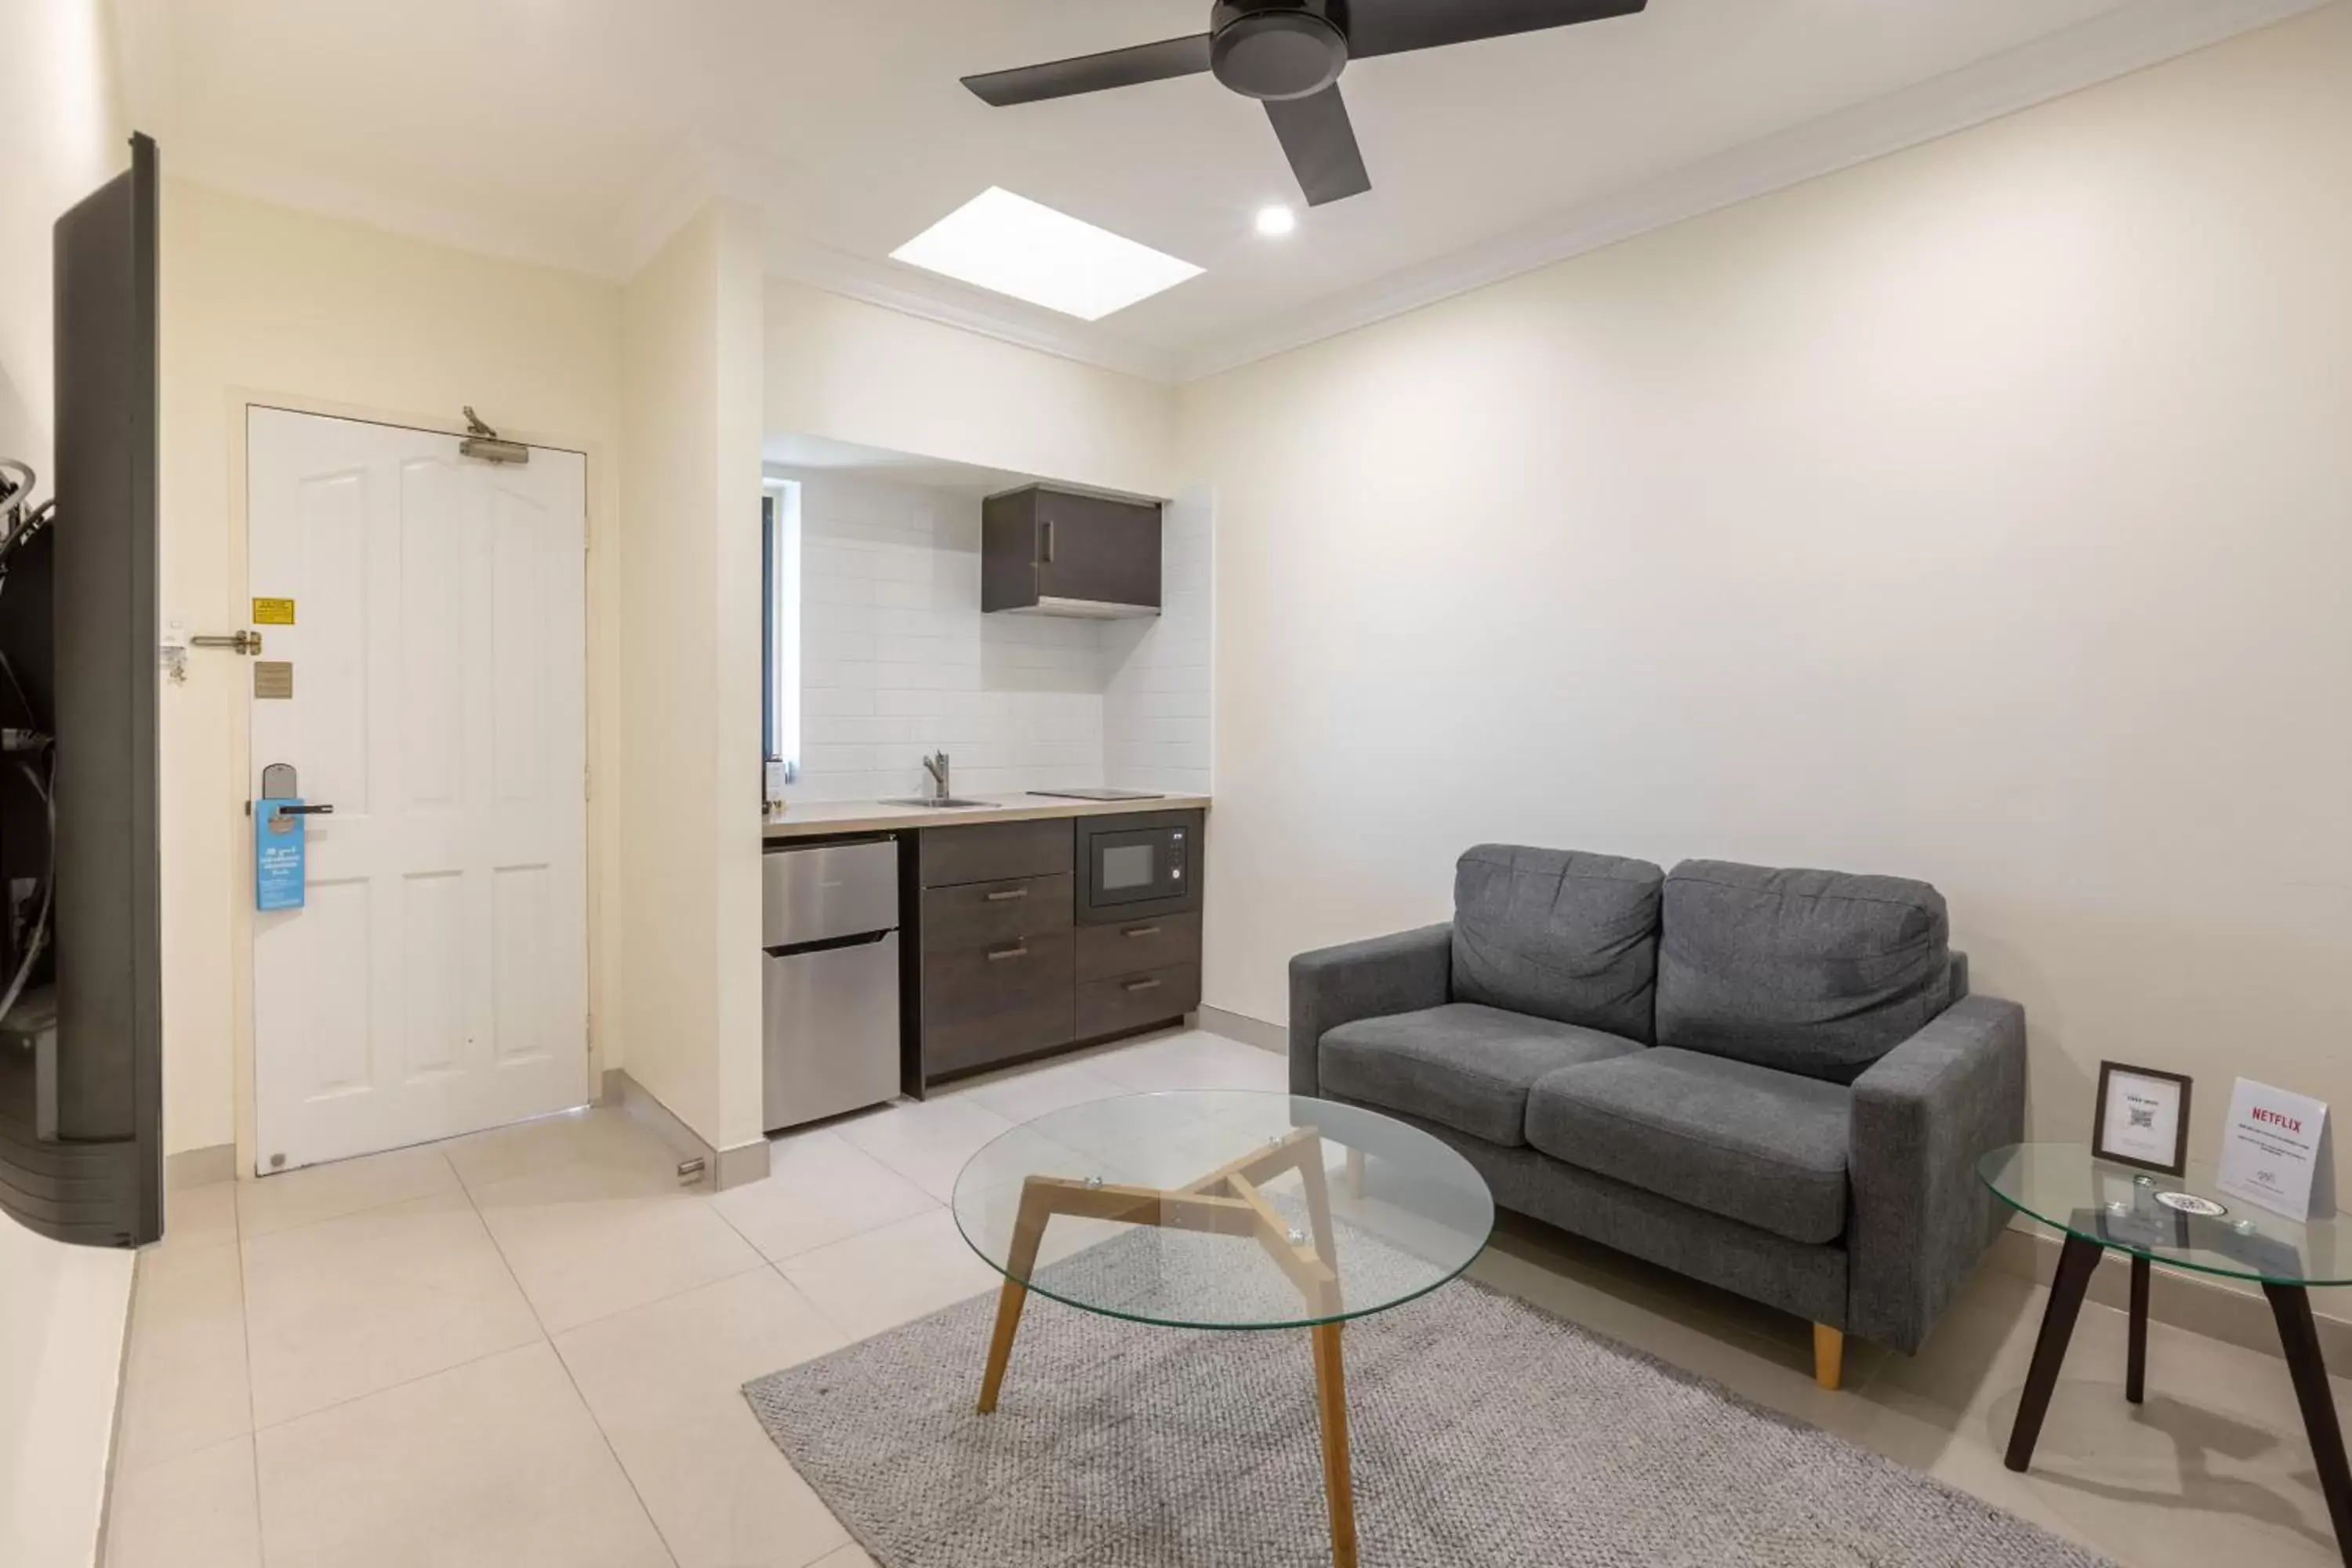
[877,797,1000,810]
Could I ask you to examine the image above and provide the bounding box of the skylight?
[888,187,1203,322]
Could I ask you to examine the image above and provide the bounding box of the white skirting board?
[1197,1005,1285,1056]
[599,1069,771,1192]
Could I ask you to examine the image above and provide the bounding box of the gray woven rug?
[742,1272,2111,1568]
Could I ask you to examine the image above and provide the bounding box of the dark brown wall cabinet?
[982,486,1162,618]
[910,815,1204,1088]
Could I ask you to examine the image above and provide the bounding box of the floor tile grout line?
[459,1155,685,1568]
[231,1200,269,1568]
[545,1328,688,1568]
[235,1145,468,1247]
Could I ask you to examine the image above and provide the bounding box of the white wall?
[1181,5,2352,1159]
[158,182,626,1163]
[616,202,767,1152]
[764,278,1178,502]
[789,470,1107,802]
[1102,485,1214,797]
[0,5,136,1564]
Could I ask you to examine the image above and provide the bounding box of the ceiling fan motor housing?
[1210,0,1349,100]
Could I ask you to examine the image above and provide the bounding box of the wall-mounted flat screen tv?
[0,132,162,1247]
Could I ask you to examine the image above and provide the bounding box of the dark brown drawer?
[1075,911,1201,982]
[1076,962,1200,1042]
[920,818,1073,888]
[923,931,1076,1076]
[924,874,1073,953]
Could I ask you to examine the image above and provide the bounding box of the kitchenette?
[756,446,1214,1134]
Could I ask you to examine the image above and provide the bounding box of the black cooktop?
[1027,788,1168,801]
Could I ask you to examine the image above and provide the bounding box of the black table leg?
[2006,1233,2103,1472]
[2264,1283,2352,1565]
[2126,1253,2150,1405]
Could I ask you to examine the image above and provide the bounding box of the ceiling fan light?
[1210,9,1348,101]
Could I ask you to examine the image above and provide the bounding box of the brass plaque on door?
[251,597,296,626]
[253,661,294,700]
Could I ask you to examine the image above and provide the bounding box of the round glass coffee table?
[953,1091,1495,1568]
[1982,1143,2352,1563]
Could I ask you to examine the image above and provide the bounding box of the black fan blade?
[1265,85,1371,207]
[963,34,1213,107]
[1346,0,1646,60]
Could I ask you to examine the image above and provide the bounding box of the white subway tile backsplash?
[785,470,1210,804]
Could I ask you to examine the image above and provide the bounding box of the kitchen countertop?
[761,792,1211,841]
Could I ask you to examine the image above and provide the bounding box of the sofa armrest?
[1287,924,1454,1098]
[1846,994,2027,1353]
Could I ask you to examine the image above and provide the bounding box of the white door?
[249,408,588,1174]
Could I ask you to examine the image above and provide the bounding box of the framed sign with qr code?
[2092,1062,2192,1176]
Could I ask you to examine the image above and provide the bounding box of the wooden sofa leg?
[1813,1323,1845,1391]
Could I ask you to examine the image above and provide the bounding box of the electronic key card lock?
[253,763,332,913]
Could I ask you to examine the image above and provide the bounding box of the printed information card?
[2216,1077,2332,1222]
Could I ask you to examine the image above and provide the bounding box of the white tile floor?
[107,1026,2352,1568]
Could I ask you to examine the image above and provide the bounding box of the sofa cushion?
[1655,860,1951,1084]
[1526,1048,1852,1244]
[1320,1004,1643,1148]
[1453,846,1664,1042]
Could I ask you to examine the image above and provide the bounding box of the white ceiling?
[112,0,2321,381]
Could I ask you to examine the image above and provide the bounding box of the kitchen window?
[762,480,801,782]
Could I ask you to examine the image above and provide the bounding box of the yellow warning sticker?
[252,597,296,626]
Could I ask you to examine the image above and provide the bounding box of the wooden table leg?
[2005,1232,2103,1472]
[2264,1283,2352,1565]
[1344,1147,1365,1200]
[1312,1322,1359,1568]
[977,1180,1054,1414]
[977,1280,1028,1414]
[1298,1137,1339,1272]
[2126,1253,2150,1405]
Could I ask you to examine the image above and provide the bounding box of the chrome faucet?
[921,751,951,803]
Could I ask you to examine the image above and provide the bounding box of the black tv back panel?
[0,132,162,1247]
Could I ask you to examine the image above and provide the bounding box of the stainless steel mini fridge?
[761,837,902,1131]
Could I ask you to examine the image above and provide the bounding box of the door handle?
[278,803,336,817]
[1123,977,1163,993]
[984,887,1029,902]
[191,630,264,655]
[1040,519,1054,565]
[1122,925,1161,938]
[986,944,1029,962]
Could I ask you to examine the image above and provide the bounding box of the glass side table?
[1980,1142,2352,1563]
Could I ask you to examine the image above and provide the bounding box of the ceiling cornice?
[609,0,2327,390]
[1172,0,2332,382]
[121,0,2330,388]
[757,230,1187,385]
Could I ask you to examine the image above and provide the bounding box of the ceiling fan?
[962,0,1647,209]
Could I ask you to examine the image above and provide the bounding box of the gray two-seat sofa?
[1289,846,2026,1385]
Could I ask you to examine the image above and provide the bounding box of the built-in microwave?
[1074,809,1203,925]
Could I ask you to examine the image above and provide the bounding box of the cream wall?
[0,0,119,466]
[765,278,1178,500]
[0,8,137,1565]
[1181,5,2352,1161]
[158,182,626,1161]
[616,203,768,1153]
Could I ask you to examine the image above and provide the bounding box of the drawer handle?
[1123,925,1162,938]
[987,945,1029,962]
[985,887,1029,902]
[1123,978,1163,993]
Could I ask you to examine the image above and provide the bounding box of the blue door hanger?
[254,763,333,912]
[255,799,307,911]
